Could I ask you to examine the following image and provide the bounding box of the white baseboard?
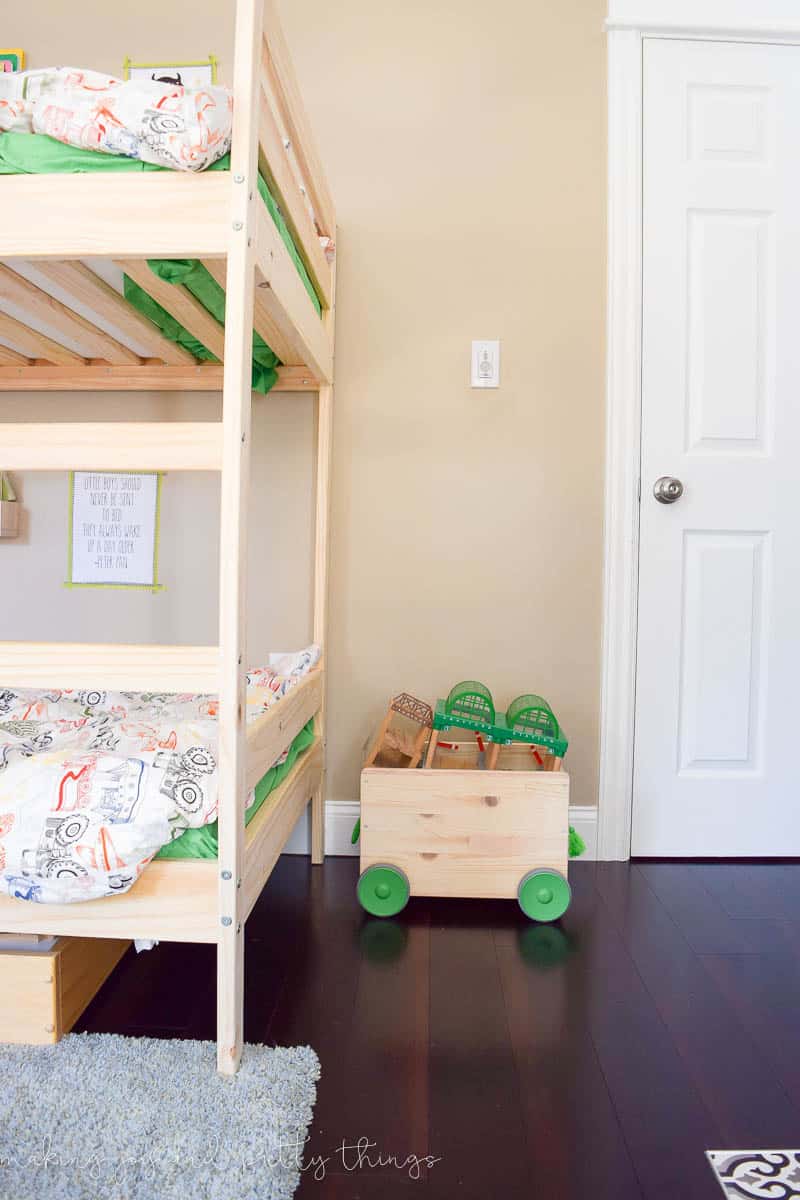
[283,800,598,860]
[566,806,599,860]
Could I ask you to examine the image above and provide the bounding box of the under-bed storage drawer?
[0,936,130,1044]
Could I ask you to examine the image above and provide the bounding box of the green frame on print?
[65,470,165,592]
[122,55,219,84]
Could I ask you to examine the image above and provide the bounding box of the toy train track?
[430,681,569,758]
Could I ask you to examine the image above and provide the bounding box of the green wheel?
[357,863,410,918]
[518,868,571,922]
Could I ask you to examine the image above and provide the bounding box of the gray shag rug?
[0,1033,320,1200]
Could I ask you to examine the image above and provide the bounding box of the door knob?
[653,476,684,504]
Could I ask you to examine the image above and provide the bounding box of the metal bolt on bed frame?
[221,916,233,927]
[221,870,232,881]
[234,173,245,183]
[232,221,244,231]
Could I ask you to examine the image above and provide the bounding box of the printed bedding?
[156,719,315,861]
[0,67,231,171]
[0,646,320,905]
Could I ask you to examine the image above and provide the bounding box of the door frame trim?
[599,5,800,860]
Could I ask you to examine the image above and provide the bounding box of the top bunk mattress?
[0,66,233,172]
[0,131,321,392]
[0,68,324,392]
[0,645,320,905]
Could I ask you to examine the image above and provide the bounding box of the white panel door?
[633,38,800,855]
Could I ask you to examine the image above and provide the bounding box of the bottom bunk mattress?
[155,719,314,861]
[0,646,319,904]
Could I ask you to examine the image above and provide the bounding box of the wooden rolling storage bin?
[358,764,571,921]
[0,937,130,1045]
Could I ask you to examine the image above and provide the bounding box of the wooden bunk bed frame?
[0,0,335,1074]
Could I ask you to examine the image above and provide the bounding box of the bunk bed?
[0,0,335,1074]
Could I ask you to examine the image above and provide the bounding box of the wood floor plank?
[243,857,329,1038]
[497,863,643,1200]
[304,907,430,1190]
[73,858,800,1200]
[702,948,800,1112]
[428,909,532,1199]
[636,862,790,955]
[263,862,433,1193]
[596,864,800,1147]
[77,941,215,1036]
[583,865,724,1200]
[700,863,800,923]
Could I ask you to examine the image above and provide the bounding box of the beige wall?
[3,2,606,809]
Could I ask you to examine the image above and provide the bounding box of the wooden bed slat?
[0,642,219,693]
[242,739,323,919]
[272,364,320,389]
[246,667,324,791]
[261,2,336,241]
[0,264,141,366]
[201,258,301,366]
[0,342,30,366]
[0,173,230,260]
[252,291,304,366]
[0,363,318,391]
[255,202,333,383]
[32,261,198,366]
[0,311,86,366]
[117,260,226,362]
[257,82,332,309]
[1,422,223,471]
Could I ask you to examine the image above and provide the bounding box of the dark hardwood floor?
[77,858,800,1199]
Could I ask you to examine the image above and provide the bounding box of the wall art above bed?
[122,55,219,89]
[66,471,163,592]
[0,50,24,74]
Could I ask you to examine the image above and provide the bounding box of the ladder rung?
[0,643,220,693]
[0,423,223,471]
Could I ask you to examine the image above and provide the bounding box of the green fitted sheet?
[0,131,321,394]
[156,720,315,860]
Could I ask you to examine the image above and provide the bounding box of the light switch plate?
[471,339,500,388]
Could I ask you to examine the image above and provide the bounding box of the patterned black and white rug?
[708,1151,800,1198]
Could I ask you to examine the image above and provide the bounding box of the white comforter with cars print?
[0,66,232,171]
[0,646,319,905]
